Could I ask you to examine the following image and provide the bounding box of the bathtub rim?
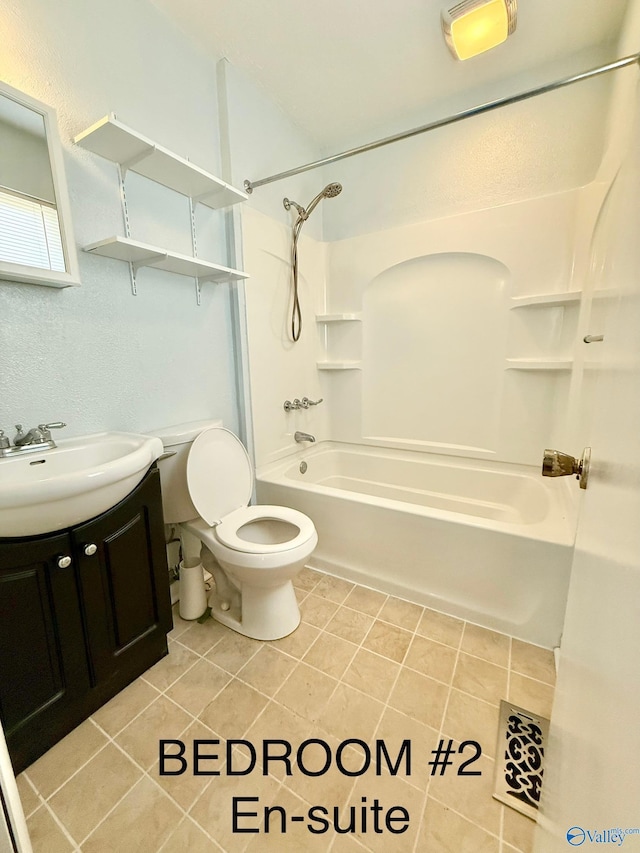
[256,440,578,548]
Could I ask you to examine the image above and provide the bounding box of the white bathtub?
[256,442,577,648]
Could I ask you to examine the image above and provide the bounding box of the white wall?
[231,35,618,469]
[323,54,615,243]
[0,0,241,438]
[221,61,336,467]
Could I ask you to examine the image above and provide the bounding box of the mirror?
[0,82,80,288]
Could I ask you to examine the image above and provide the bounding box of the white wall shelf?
[84,236,248,283]
[316,313,362,323]
[510,291,582,308]
[316,361,362,370]
[506,358,573,371]
[75,114,248,301]
[74,115,247,209]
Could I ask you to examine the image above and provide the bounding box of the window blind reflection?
[0,187,65,272]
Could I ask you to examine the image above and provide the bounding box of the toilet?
[153,420,317,640]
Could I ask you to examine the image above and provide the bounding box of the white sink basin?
[0,432,163,537]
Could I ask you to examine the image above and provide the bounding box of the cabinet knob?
[84,543,98,557]
[57,555,72,569]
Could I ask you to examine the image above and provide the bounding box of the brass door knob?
[542,448,591,489]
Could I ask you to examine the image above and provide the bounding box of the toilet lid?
[186,427,253,525]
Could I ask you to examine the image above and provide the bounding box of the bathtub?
[256,442,577,648]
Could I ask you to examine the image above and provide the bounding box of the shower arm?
[244,52,640,193]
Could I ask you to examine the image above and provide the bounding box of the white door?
[0,723,31,853]
[534,80,640,849]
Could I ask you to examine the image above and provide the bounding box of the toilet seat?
[215,505,316,554]
[186,427,316,556]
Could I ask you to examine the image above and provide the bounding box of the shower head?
[322,182,342,199]
[283,182,343,221]
[304,183,343,218]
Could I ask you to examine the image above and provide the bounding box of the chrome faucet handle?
[14,424,25,441]
[0,430,9,449]
[301,397,323,408]
[38,421,66,439]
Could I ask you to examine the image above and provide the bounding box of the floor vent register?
[493,700,550,820]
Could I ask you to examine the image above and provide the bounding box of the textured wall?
[0,0,240,438]
[323,68,613,242]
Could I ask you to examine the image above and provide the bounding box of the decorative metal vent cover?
[493,700,550,820]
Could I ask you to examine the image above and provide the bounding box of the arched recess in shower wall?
[362,252,510,454]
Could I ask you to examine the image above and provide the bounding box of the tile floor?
[17,567,556,853]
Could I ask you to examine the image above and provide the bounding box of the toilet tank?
[150,420,222,523]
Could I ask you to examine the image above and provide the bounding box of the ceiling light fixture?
[442,0,517,61]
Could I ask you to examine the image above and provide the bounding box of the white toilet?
[153,420,317,640]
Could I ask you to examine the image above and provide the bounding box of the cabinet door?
[74,467,172,689]
[0,534,90,771]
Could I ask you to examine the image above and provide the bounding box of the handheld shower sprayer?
[284,183,342,222]
[283,183,343,341]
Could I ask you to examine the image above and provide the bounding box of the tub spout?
[295,431,315,443]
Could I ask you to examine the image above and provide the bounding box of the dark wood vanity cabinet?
[0,534,92,770]
[0,466,172,774]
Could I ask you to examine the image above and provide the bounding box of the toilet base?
[208,579,301,641]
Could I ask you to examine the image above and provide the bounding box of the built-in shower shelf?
[316,361,362,370]
[74,115,247,209]
[510,291,582,308]
[316,314,362,323]
[83,236,248,283]
[506,358,573,371]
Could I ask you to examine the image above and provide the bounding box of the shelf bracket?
[188,197,202,307]
[127,251,168,295]
[127,262,137,296]
[120,143,156,174]
[194,272,232,305]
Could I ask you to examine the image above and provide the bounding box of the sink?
[0,432,163,537]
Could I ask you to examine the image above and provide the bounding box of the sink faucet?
[0,422,67,457]
[294,431,315,443]
[14,425,45,447]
